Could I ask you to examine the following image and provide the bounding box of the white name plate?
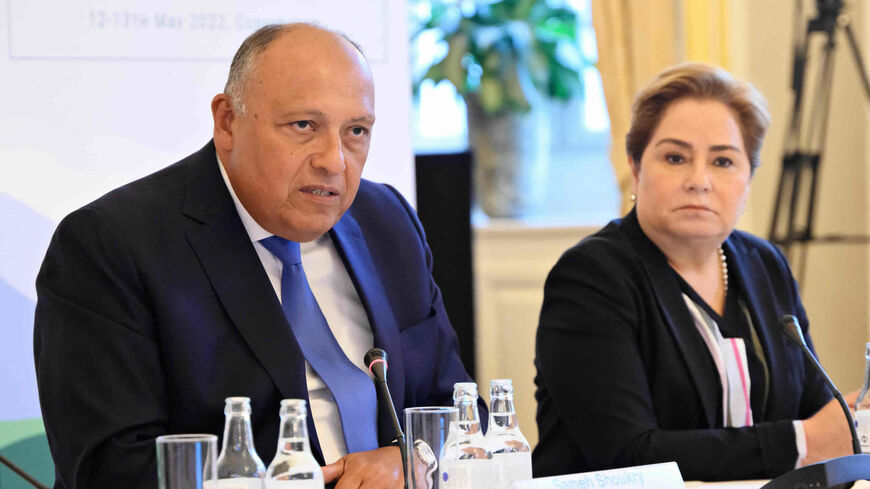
[510,462,685,489]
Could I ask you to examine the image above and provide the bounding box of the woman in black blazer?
[533,63,855,481]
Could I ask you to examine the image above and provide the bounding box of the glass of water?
[404,406,458,489]
[156,434,218,489]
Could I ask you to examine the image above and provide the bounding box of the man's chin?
[276,214,342,242]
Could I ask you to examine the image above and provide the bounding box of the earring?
[630,193,637,202]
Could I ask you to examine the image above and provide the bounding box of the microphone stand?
[761,316,870,489]
[376,375,408,471]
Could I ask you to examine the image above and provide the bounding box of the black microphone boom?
[760,315,870,489]
[364,348,408,488]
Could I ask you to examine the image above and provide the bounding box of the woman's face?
[631,97,752,247]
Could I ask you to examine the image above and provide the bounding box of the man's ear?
[212,94,236,152]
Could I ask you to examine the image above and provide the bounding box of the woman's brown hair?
[626,62,771,173]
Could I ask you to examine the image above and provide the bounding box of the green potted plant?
[412,0,585,217]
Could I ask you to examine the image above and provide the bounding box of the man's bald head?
[224,23,366,116]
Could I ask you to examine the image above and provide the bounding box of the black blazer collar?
[619,209,720,427]
[180,142,321,456]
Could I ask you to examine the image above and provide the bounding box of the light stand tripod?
[768,0,870,282]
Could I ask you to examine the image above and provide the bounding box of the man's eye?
[292,121,312,130]
[350,126,369,137]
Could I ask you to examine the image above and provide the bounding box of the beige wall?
[733,0,870,390]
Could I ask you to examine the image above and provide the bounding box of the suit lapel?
[621,211,720,427]
[179,143,323,455]
[330,213,407,445]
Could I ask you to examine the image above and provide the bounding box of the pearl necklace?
[718,247,729,293]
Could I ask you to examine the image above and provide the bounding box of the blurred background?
[2,1,869,486]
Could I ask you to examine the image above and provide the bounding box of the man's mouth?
[302,187,338,197]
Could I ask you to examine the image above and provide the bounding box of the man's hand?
[322,446,404,489]
[802,391,859,466]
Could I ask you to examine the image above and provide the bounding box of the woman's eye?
[665,153,685,164]
[713,156,733,167]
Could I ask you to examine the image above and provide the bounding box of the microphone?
[366,348,389,384]
[760,315,870,489]
[780,314,807,347]
[364,348,408,487]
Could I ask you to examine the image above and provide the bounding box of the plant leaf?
[410,0,587,112]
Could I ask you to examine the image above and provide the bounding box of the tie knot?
[259,235,302,265]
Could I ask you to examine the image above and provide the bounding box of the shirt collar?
[216,152,272,243]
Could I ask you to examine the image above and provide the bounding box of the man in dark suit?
[34,23,475,489]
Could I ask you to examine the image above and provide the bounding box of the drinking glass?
[404,406,458,489]
[156,434,218,489]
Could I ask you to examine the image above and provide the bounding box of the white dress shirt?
[217,156,374,464]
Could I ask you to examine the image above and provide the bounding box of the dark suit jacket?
[533,210,831,481]
[34,141,477,489]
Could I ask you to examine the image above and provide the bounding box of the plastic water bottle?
[485,379,532,489]
[216,397,266,489]
[264,399,324,488]
[441,382,494,489]
[856,344,870,453]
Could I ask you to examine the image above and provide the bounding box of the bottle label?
[857,409,870,453]
[441,459,493,489]
[493,452,532,489]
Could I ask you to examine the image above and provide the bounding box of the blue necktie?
[259,236,379,454]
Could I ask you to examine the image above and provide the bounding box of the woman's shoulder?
[552,217,644,276]
[729,229,786,257]
[728,229,792,273]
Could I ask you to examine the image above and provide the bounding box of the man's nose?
[313,132,346,174]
